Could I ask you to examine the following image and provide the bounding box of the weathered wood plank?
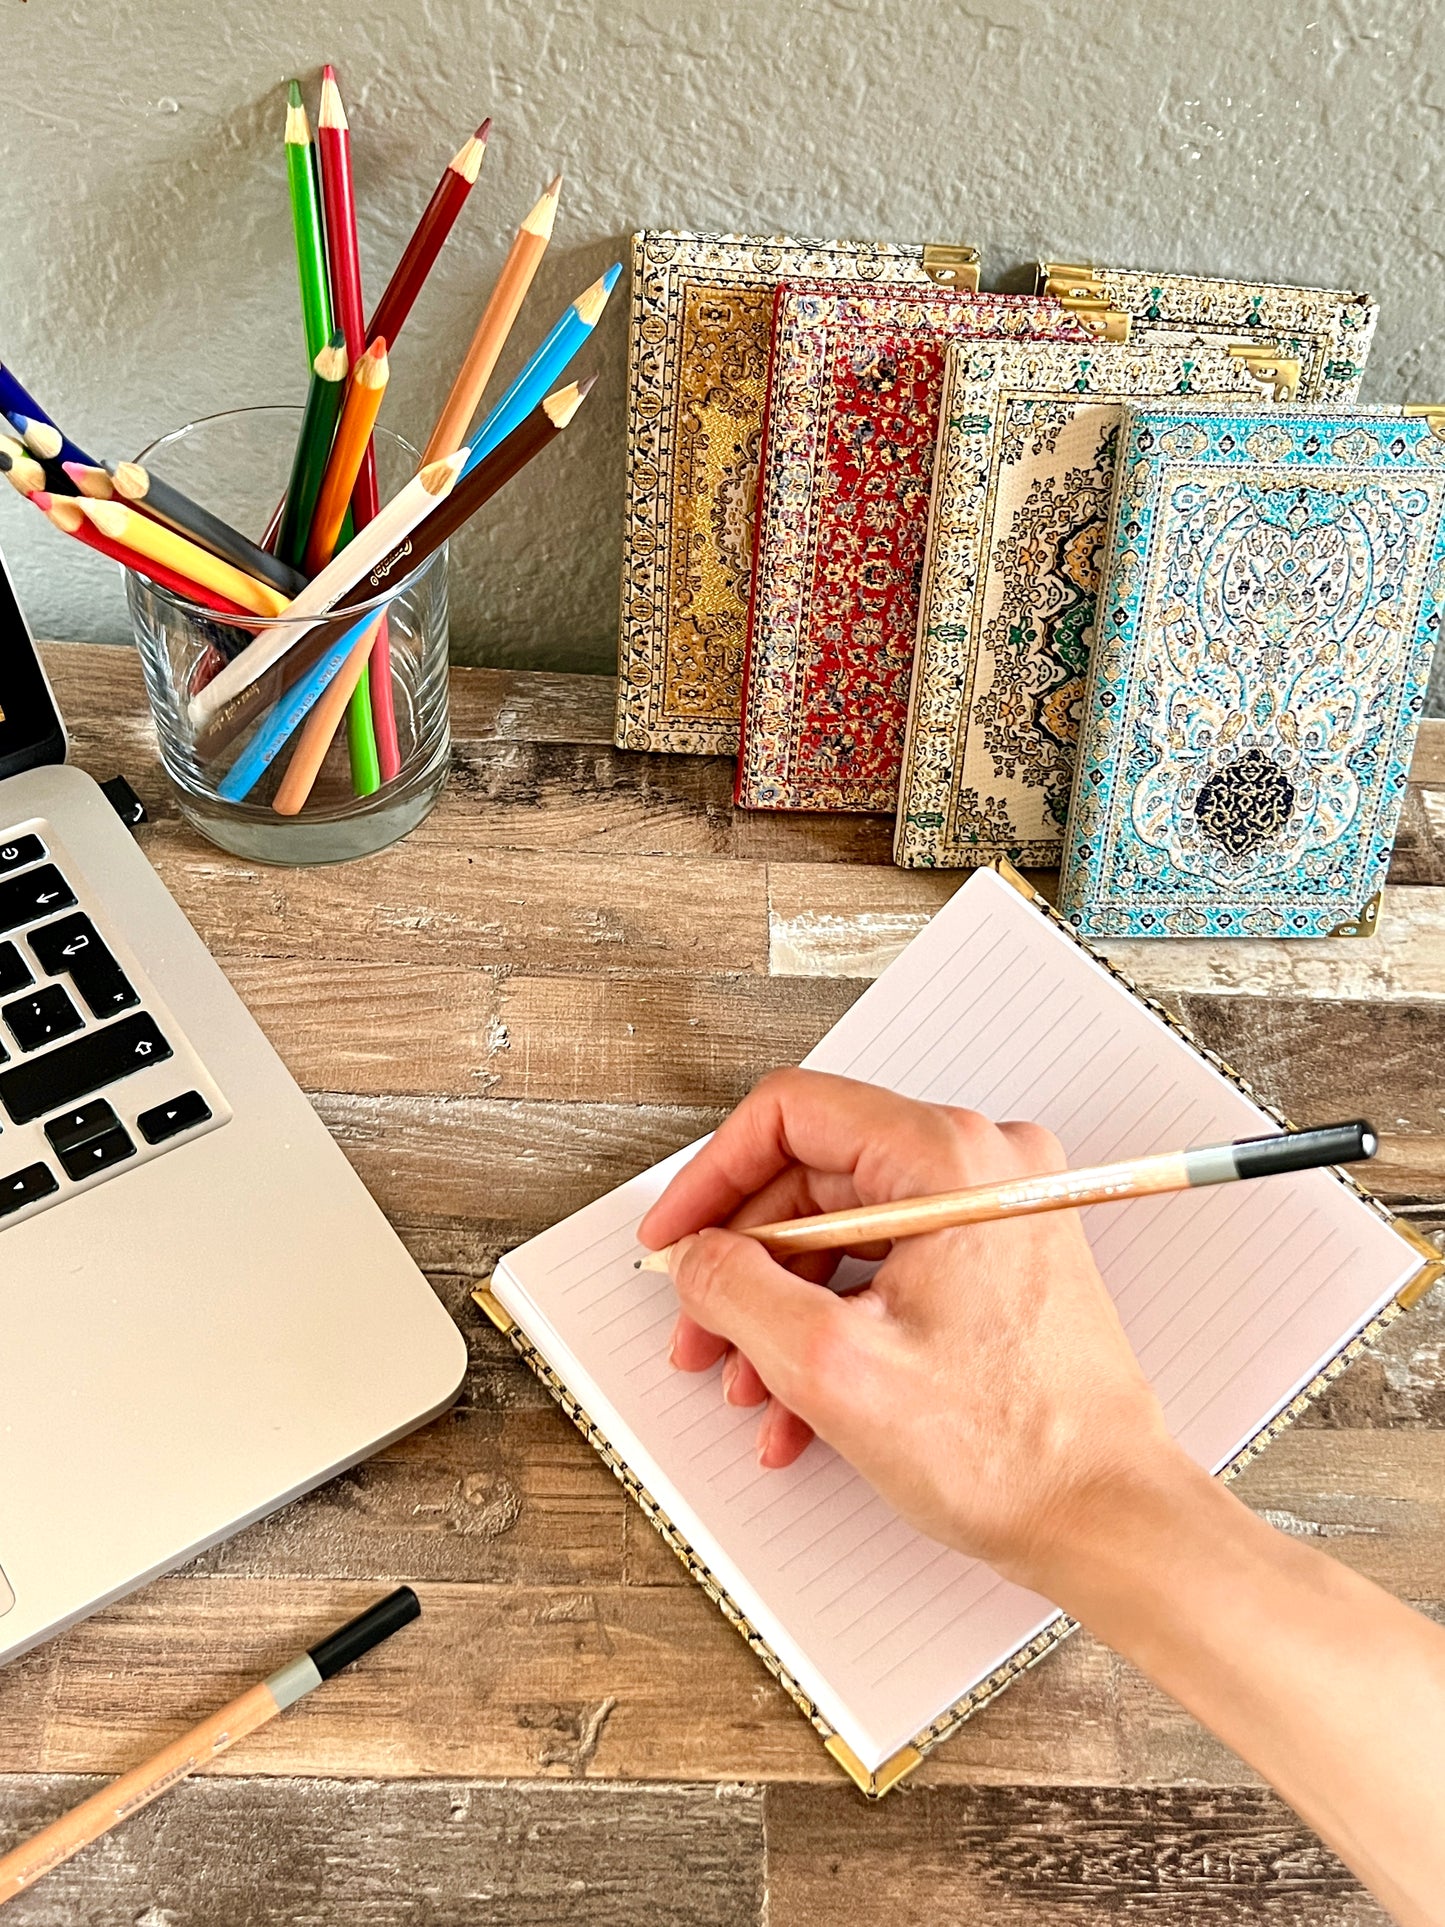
[17,1577,1119,1787]
[763,1783,1385,1925]
[142,829,770,974]
[0,1774,763,1927]
[768,864,1445,999]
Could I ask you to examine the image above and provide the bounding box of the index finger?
[637,1067,970,1248]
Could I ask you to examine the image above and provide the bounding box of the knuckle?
[999,1119,1066,1172]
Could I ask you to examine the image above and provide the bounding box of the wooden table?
[2,644,1442,1925]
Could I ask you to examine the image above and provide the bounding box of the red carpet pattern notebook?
[734,286,1084,813]
[474,863,1439,1794]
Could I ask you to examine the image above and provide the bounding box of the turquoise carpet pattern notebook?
[1060,406,1445,939]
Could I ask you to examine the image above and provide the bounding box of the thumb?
[669,1228,848,1431]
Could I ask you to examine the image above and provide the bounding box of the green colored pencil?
[345,666,382,793]
[285,80,333,366]
[276,332,350,569]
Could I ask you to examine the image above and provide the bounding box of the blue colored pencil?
[458,262,620,479]
[217,608,385,803]
[0,364,96,470]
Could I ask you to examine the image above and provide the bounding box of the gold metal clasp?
[1035,261,1130,341]
[1403,404,1445,440]
[922,243,981,291]
[1227,344,1302,403]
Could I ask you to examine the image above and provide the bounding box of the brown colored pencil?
[634,1122,1378,1272]
[304,337,390,574]
[366,118,491,351]
[421,173,562,463]
[0,1590,419,1907]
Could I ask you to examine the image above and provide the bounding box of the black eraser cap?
[1232,1121,1377,1179]
[308,1585,420,1680]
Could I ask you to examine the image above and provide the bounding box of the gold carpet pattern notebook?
[1037,261,1377,401]
[615,231,979,756]
[474,864,1438,1795]
[895,339,1282,870]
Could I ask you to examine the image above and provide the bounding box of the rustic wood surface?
[1,643,1440,1924]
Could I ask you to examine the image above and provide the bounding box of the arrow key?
[0,865,75,936]
[137,1090,212,1145]
[56,1124,135,1184]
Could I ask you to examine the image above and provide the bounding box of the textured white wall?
[1,0,1442,691]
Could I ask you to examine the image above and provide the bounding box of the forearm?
[1037,1457,1445,1927]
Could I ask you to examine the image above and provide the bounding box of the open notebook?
[474,864,1439,1795]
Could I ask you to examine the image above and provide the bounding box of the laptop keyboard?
[0,825,227,1230]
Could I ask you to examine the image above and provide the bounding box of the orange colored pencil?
[271,611,385,814]
[421,174,562,463]
[304,338,389,574]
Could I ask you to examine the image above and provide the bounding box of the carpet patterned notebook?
[1037,261,1377,402]
[734,286,1085,813]
[473,862,1439,1796]
[894,339,1281,871]
[1060,405,1445,939]
[615,230,980,756]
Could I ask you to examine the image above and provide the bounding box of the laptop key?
[0,942,31,997]
[0,1013,172,1125]
[45,1099,120,1157]
[0,1161,58,1217]
[4,985,84,1053]
[137,1090,212,1144]
[57,1125,135,1184]
[27,913,138,1018]
[0,836,45,878]
[0,865,75,935]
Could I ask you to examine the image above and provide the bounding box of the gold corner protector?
[470,1280,516,1333]
[824,1736,922,1799]
[922,242,981,292]
[991,856,1038,902]
[1403,404,1445,440]
[1328,892,1380,939]
[1037,260,1102,300]
[1226,343,1301,403]
[1391,1222,1445,1309]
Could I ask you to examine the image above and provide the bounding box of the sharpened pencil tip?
[318,67,348,131]
[287,78,303,106]
[573,265,622,327]
[476,116,492,141]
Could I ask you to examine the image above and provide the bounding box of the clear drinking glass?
[125,407,450,865]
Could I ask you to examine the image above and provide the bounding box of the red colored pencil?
[316,64,399,782]
[35,493,255,619]
[366,119,490,349]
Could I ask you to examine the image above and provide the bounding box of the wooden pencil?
[37,494,256,618]
[110,462,307,597]
[366,118,490,351]
[316,62,391,786]
[78,501,290,617]
[272,614,384,813]
[0,446,46,498]
[303,337,389,574]
[0,363,95,470]
[0,1590,419,1907]
[3,410,62,461]
[61,461,114,499]
[421,173,562,464]
[284,79,334,366]
[275,332,350,568]
[634,1123,1379,1273]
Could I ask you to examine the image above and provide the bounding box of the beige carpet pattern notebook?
[475,864,1438,1795]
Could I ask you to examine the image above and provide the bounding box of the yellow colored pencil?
[78,501,290,618]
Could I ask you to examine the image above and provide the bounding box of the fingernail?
[721,1355,738,1404]
[667,1333,680,1368]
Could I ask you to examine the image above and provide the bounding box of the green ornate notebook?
[895,339,1283,870]
[1060,405,1445,939]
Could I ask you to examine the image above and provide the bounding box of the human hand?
[637,1068,1189,1596]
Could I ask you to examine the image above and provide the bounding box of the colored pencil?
[0,1589,420,1906]
[78,501,290,617]
[316,63,390,785]
[37,495,256,619]
[61,461,114,500]
[188,450,467,727]
[634,1122,1380,1274]
[275,332,350,568]
[366,118,491,351]
[110,462,307,597]
[3,410,62,461]
[271,615,384,812]
[303,337,389,573]
[284,79,334,367]
[217,608,386,803]
[459,262,620,479]
[421,174,562,464]
[0,364,95,470]
[0,446,46,498]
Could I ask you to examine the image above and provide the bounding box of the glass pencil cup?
[125,407,450,866]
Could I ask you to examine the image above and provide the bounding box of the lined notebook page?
[492,867,1420,1771]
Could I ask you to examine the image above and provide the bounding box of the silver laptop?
[0,551,466,1663]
